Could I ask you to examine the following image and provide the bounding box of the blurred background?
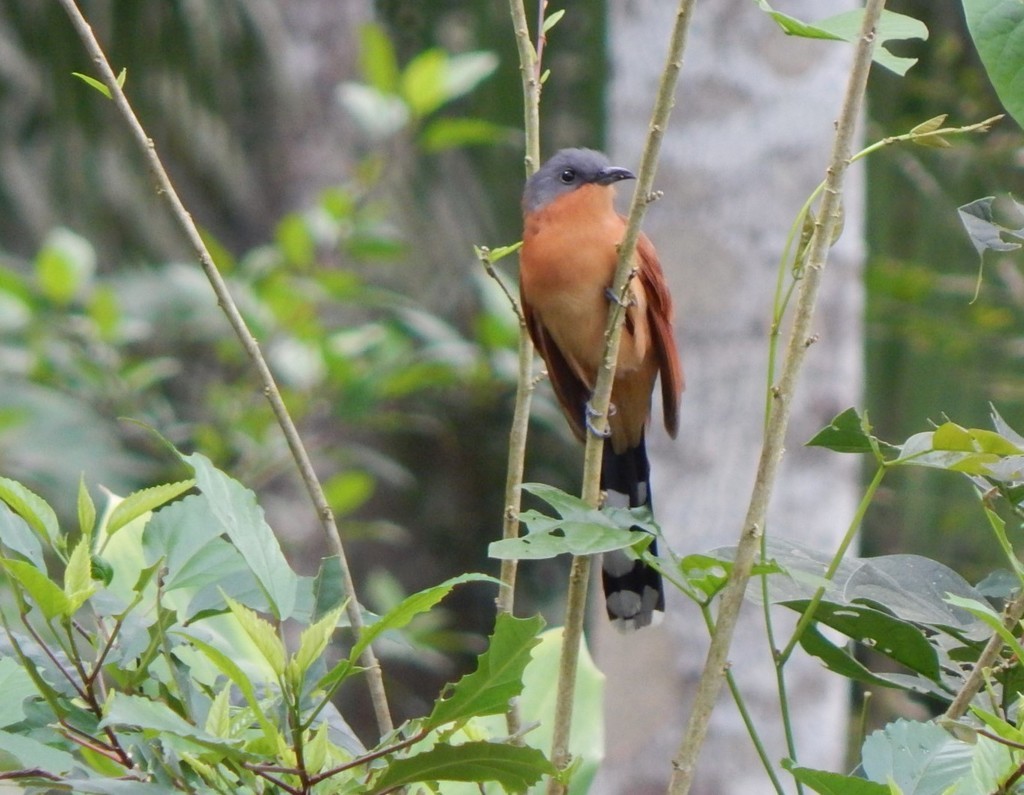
[0,0,1023,782]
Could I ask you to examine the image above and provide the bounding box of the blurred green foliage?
[865,0,1024,582]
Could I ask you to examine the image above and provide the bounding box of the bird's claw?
[604,286,635,308]
[585,401,615,438]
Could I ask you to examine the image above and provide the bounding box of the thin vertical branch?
[545,0,698,789]
[667,2,885,792]
[499,0,544,739]
[57,0,394,738]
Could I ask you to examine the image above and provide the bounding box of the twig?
[545,0,699,790]
[56,0,394,737]
[497,0,544,741]
[943,589,1024,722]
[667,2,885,791]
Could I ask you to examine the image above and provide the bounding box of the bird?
[519,147,683,631]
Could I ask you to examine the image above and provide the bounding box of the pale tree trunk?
[594,1,864,793]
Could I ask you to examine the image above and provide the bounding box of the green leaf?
[0,729,77,775]
[419,117,510,152]
[784,599,941,680]
[797,623,940,695]
[0,476,59,549]
[367,741,556,794]
[72,71,112,98]
[184,452,298,620]
[964,0,1024,129]
[348,572,497,664]
[101,693,237,755]
[359,23,400,93]
[783,759,890,795]
[757,2,928,75]
[337,82,410,139]
[178,632,278,744]
[34,226,96,305]
[400,49,498,117]
[861,719,972,792]
[64,538,95,614]
[226,597,287,677]
[291,605,344,682]
[323,470,374,517]
[401,48,448,117]
[0,658,38,729]
[105,479,195,538]
[806,407,878,454]
[275,212,316,268]
[312,556,346,621]
[78,474,96,539]
[427,613,544,729]
[489,483,653,560]
[958,196,1024,259]
[543,9,566,33]
[204,684,233,738]
[1,558,70,620]
[0,503,45,568]
[304,721,330,774]
[945,594,1024,663]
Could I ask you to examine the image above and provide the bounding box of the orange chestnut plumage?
[519,148,683,631]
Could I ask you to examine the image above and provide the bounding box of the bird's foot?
[584,401,615,438]
[604,286,636,308]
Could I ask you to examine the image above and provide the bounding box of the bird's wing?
[637,232,684,438]
[522,297,590,441]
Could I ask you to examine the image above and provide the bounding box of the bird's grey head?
[522,148,635,215]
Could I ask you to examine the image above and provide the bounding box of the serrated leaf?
[178,632,277,744]
[64,538,95,614]
[184,452,297,620]
[204,684,232,738]
[367,741,556,794]
[0,476,59,549]
[964,0,1024,130]
[292,605,344,680]
[862,719,973,792]
[348,572,497,664]
[78,474,96,539]
[1,558,70,620]
[427,613,544,729]
[225,597,287,677]
[105,479,195,538]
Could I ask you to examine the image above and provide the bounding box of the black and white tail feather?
[600,434,665,632]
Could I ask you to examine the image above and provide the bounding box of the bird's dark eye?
[559,168,576,184]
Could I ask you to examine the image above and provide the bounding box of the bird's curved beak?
[594,166,636,186]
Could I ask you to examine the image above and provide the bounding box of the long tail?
[600,434,665,631]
